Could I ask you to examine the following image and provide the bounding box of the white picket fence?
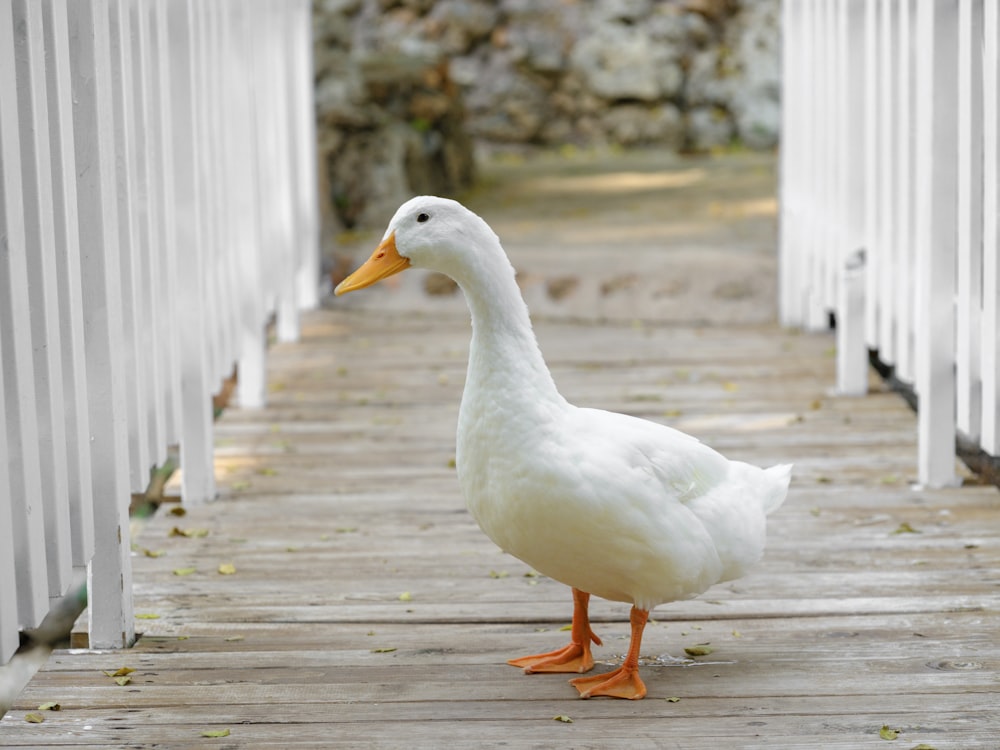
[0,0,319,665]
[780,0,998,488]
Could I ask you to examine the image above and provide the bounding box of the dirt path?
[333,149,781,326]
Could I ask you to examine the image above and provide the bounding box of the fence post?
[66,0,135,648]
[914,0,960,488]
[168,0,217,505]
[42,0,96,569]
[982,0,1000,455]
[0,1,50,631]
[955,0,984,444]
[13,0,76,596]
[0,356,17,662]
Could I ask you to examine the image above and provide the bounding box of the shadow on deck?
[2,152,998,748]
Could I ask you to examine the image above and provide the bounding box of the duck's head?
[334,196,501,296]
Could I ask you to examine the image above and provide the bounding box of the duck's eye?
[417,213,430,223]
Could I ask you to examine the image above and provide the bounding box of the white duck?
[336,196,791,700]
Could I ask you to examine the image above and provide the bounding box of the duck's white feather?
[384,196,791,614]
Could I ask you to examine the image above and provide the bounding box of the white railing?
[780,0,996,488]
[0,0,318,665]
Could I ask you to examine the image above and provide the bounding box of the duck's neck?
[454,251,564,414]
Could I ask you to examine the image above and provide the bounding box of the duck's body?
[336,196,791,700]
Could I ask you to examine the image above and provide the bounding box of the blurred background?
[312,0,780,230]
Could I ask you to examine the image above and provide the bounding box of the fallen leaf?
[169,506,187,517]
[398,592,412,602]
[103,667,134,679]
[169,527,209,538]
[559,624,573,632]
[256,467,277,476]
[666,697,681,703]
[136,613,160,620]
[201,728,231,738]
[286,546,300,553]
[172,567,197,576]
[335,527,358,533]
[552,715,573,723]
[224,635,244,642]
[722,381,740,392]
[909,745,936,750]
[142,548,165,558]
[114,676,132,686]
[489,570,509,579]
[731,630,742,639]
[218,563,237,575]
[879,725,900,740]
[891,523,921,535]
[523,570,540,578]
[684,645,714,657]
[37,702,60,711]
[371,647,397,653]
[24,712,44,723]
[231,481,251,491]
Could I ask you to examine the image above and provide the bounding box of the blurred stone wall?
[313,0,780,228]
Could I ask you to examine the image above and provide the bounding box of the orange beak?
[334,232,411,295]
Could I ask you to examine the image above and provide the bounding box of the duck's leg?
[568,606,648,699]
[507,588,602,674]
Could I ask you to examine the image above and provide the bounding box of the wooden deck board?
[3,153,999,747]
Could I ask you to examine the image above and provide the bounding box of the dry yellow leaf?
[684,645,714,657]
[201,728,231,738]
[552,715,573,723]
[37,702,60,711]
[135,613,160,620]
[173,567,197,576]
[24,712,44,723]
[218,563,237,575]
[879,725,900,740]
[103,667,136,677]
[398,592,412,601]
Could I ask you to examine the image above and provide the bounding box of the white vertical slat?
[982,0,1000,454]
[956,0,984,443]
[272,0,301,344]
[150,0,182,446]
[0,350,17,662]
[42,0,95,568]
[835,0,869,396]
[805,0,828,330]
[291,0,320,310]
[876,0,898,364]
[127,0,168,468]
[214,0,241,380]
[67,0,135,648]
[109,0,151,492]
[13,0,75,596]
[0,0,50,630]
[169,0,216,504]
[233,0,268,410]
[779,0,801,327]
[893,0,916,384]
[196,0,224,384]
[863,0,880,348]
[914,0,959,487]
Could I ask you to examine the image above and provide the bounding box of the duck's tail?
[762,463,792,515]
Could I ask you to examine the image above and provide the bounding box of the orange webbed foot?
[507,640,598,674]
[569,665,647,700]
[508,588,602,675]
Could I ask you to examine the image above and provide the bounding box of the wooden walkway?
[2,153,999,748]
